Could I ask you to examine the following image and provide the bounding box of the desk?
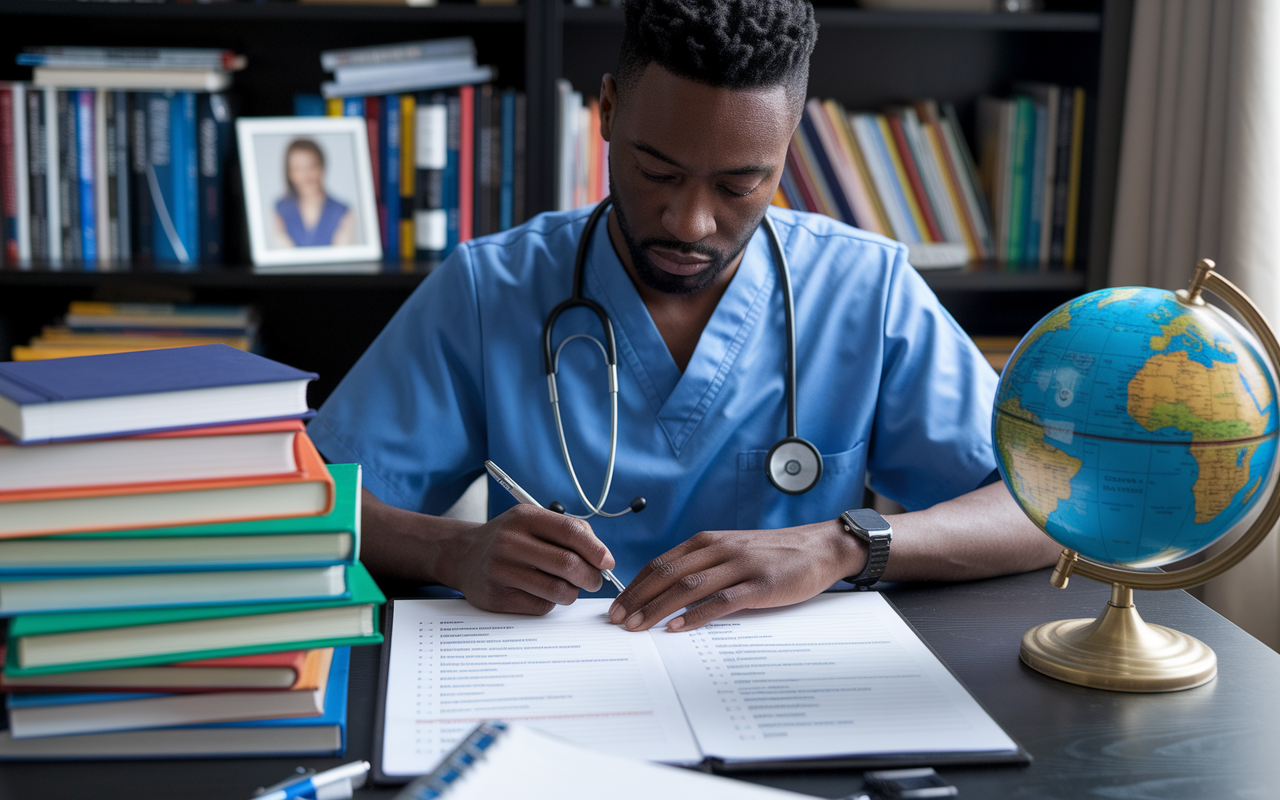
[2,568,1278,800]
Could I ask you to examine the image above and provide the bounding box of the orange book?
[0,648,332,693]
[0,431,335,538]
[586,98,602,205]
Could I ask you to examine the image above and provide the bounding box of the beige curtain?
[1110,0,1280,649]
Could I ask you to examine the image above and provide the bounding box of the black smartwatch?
[840,508,892,590]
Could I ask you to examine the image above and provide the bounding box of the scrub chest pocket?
[735,442,868,531]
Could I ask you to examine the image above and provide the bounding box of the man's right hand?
[439,504,616,615]
[359,488,616,616]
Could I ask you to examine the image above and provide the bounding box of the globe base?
[1020,584,1217,692]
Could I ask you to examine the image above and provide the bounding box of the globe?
[994,286,1279,570]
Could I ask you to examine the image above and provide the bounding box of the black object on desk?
[2,568,1278,800]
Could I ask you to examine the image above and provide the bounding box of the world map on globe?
[994,286,1278,568]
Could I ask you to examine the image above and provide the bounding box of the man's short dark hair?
[616,0,818,114]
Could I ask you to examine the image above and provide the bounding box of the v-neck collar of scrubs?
[583,211,777,455]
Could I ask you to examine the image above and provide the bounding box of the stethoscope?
[540,197,823,520]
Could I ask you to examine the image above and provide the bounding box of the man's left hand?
[607,519,866,632]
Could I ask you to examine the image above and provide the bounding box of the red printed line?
[416,711,655,724]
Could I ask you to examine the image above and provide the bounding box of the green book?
[0,465,361,575]
[6,563,385,676]
[1007,97,1035,266]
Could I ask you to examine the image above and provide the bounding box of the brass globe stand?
[1020,259,1280,692]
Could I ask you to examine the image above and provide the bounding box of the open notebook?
[374,592,1025,782]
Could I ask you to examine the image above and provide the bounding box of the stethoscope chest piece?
[766,436,823,495]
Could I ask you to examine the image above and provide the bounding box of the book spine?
[399,94,415,263]
[798,108,856,226]
[1063,88,1086,269]
[0,85,16,265]
[474,84,492,237]
[325,97,342,117]
[444,90,460,256]
[26,87,48,263]
[1008,97,1034,266]
[13,84,28,265]
[197,94,230,264]
[921,116,978,259]
[361,96,380,243]
[458,84,474,242]
[489,90,502,233]
[1024,102,1046,265]
[173,92,198,266]
[949,102,994,260]
[1038,89,1059,267]
[95,89,111,267]
[1049,89,1073,264]
[129,93,152,265]
[57,90,81,264]
[500,88,515,231]
[413,91,447,262]
[76,90,97,267]
[886,112,941,242]
[836,106,892,236]
[147,92,179,264]
[997,100,1015,263]
[512,92,526,227]
[112,90,130,261]
[43,88,61,265]
[381,96,401,261]
[856,114,916,243]
[902,108,965,248]
[877,114,930,243]
[790,121,839,219]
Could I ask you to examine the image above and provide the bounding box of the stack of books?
[10,301,258,361]
[0,344,384,759]
[977,84,1087,270]
[297,37,522,265]
[0,47,240,270]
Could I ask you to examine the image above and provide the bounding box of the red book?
[886,112,943,242]
[458,85,474,242]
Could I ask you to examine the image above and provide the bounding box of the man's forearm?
[882,482,1061,583]
[359,487,471,585]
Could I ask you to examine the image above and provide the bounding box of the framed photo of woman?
[237,117,382,266]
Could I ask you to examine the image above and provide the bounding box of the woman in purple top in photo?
[272,139,355,248]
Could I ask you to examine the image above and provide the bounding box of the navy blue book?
[128,92,153,264]
[500,88,516,232]
[443,90,460,257]
[382,95,401,261]
[196,94,230,264]
[0,344,315,444]
[75,90,97,266]
[0,647,349,759]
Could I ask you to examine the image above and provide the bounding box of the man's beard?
[611,183,762,296]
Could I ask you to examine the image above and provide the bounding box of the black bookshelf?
[0,0,1133,385]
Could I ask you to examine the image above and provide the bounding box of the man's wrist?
[825,518,869,584]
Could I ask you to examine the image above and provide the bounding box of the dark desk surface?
[3,568,1278,800]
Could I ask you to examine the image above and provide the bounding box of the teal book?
[0,464,362,576]
[1007,97,1034,266]
[5,562,384,676]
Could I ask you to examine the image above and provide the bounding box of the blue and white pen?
[485,459,627,594]
[253,760,370,800]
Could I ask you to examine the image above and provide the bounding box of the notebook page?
[648,592,1018,764]
[380,598,702,778]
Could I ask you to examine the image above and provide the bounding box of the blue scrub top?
[308,206,999,582]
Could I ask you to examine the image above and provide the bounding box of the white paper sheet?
[380,599,702,777]
[647,592,1019,763]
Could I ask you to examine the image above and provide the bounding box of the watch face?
[847,508,891,532]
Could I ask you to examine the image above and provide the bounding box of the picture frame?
[236,116,382,266]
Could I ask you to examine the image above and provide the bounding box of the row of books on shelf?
[0,345,384,758]
[10,301,258,361]
[0,83,233,270]
[552,82,1087,270]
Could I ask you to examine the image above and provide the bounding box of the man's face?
[601,64,797,295]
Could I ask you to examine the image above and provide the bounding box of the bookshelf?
[0,0,1133,404]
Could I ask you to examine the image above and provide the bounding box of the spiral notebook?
[372,592,1028,783]
[392,721,805,799]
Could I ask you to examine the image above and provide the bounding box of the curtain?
[1109,0,1280,649]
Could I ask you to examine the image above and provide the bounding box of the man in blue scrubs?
[309,0,1060,633]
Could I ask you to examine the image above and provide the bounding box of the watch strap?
[841,509,891,590]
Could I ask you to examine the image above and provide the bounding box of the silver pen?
[485,460,627,594]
